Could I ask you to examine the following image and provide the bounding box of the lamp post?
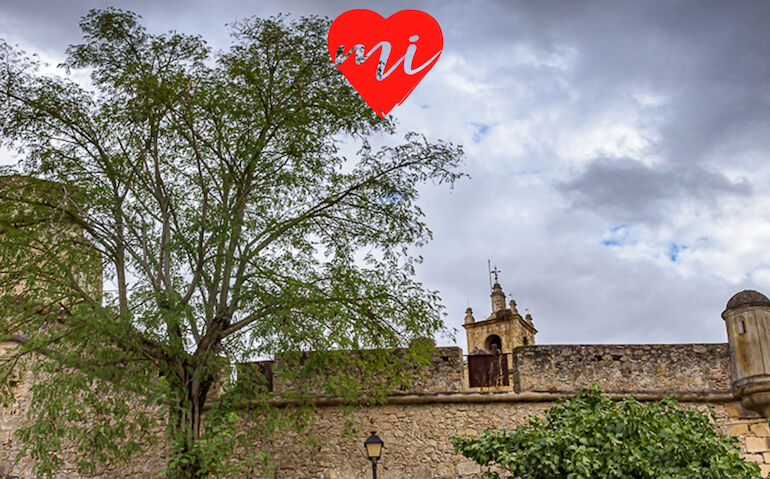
[364,431,384,479]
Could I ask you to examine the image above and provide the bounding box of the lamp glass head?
[364,431,383,460]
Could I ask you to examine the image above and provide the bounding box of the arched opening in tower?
[485,334,502,353]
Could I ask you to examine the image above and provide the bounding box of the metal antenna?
[487,259,492,292]
[488,260,501,292]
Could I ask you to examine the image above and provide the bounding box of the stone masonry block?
[745,436,770,453]
[750,423,770,437]
[457,462,481,476]
[726,423,750,436]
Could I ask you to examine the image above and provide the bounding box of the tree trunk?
[168,361,215,478]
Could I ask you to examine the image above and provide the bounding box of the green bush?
[451,386,762,479]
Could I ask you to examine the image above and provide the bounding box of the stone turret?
[491,282,506,313]
[723,290,770,416]
[464,307,475,325]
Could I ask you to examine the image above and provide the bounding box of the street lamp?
[364,431,384,479]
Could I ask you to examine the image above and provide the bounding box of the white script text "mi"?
[335,35,441,81]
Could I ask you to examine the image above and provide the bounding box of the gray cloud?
[558,157,751,223]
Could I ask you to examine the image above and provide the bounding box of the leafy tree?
[452,387,762,479]
[0,8,463,478]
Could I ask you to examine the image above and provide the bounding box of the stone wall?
[7,382,767,478]
[250,396,770,479]
[2,342,768,478]
[250,398,554,479]
[402,347,464,395]
[0,342,168,478]
[261,346,465,397]
[513,343,731,394]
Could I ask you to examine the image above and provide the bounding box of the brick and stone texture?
[0,343,168,478]
[513,343,731,394]
[2,341,768,478]
[240,399,770,479]
[4,390,770,477]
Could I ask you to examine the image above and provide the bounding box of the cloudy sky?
[2,0,770,352]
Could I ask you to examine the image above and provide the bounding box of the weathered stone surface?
[0,343,167,479]
[457,461,481,476]
[751,423,770,436]
[726,290,770,310]
[4,342,770,479]
[514,343,731,394]
[436,463,455,478]
[412,465,433,478]
[723,301,770,417]
[726,423,750,436]
[270,346,465,397]
[745,436,770,453]
[3,328,770,478]
[727,401,763,419]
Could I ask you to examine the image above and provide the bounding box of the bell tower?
[463,273,537,358]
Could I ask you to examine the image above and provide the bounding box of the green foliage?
[0,7,464,478]
[452,387,763,479]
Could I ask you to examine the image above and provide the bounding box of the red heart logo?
[328,9,443,117]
